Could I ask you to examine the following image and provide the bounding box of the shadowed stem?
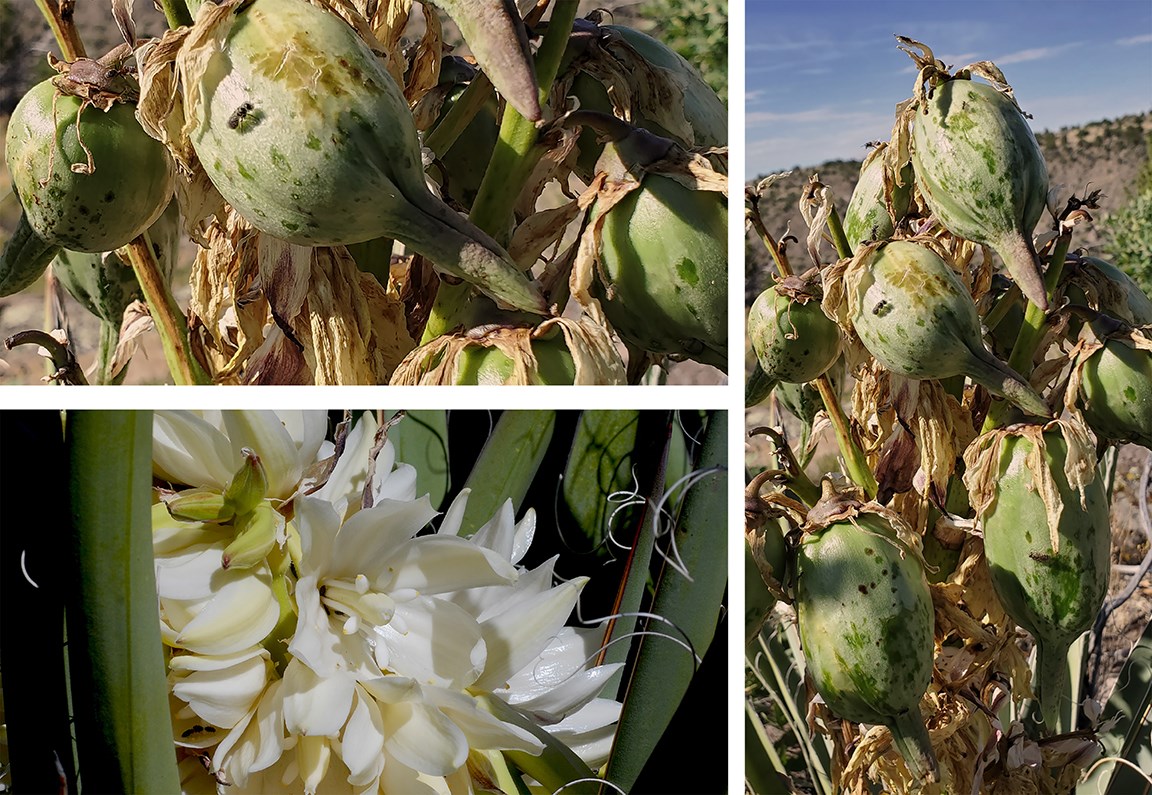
[33,0,86,60]
[121,236,210,385]
[982,231,1072,431]
[422,0,579,342]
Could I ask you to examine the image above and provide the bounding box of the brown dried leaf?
[403,3,443,103]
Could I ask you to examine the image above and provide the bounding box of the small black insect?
[227,102,256,130]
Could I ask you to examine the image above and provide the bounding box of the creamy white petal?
[330,498,437,579]
[175,571,279,655]
[341,689,386,787]
[467,557,556,623]
[545,699,623,767]
[379,699,468,776]
[474,578,587,692]
[511,509,536,565]
[282,660,356,737]
[424,688,543,755]
[468,500,517,561]
[500,626,620,720]
[437,489,471,537]
[214,679,289,787]
[388,537,517,594]
[153,411,234,490]
[155,541,231,602]
[373,597,485,689]
[172,651,272,728]
[293,497,339,572]
[222,411,324,501]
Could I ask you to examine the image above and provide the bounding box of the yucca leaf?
[390,409,450,509]
[1080,615,1152,794]
[562,411,640,552]
[604,411,727,791]
[64,411,179,793]
[459,410,554,536]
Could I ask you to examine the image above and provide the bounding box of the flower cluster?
[152,411,620,794]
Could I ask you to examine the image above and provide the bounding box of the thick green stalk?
[888,709,938,783]
[814,375,878,498]
[64,411,180,794]
[122,235,210,385]
[982,234,1071,431]
[422,1,578,341]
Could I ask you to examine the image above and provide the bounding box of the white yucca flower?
[158,411,620,794]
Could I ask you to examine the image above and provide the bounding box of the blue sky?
[744,0,1152,178]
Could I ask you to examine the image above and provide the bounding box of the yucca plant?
[745,36,1152,794]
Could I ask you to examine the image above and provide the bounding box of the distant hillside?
[746,112,1152,304]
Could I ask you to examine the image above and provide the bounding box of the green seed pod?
[186,0,545,314]
[3,79,175,296]
[52,200,180,324]
[569,22,727,180]
[848,240,1049,417]
[964,423,1109,731]
[390,319,626,385]
[842,146,913,249]
[1064,256,1152,327]
[796,504,938,782]
[595,171,727,370]
[912,78,1049,309]
[747,283,841,390]
[1074,326,1152,448]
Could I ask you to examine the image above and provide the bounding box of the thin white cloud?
[994,42,1079,65]
[1116,33,1152,46]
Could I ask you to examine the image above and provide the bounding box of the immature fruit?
[1077,334,1152,448]
[967,425,1110,731]
[596,170,727,370]
[842,147,912,249]
[912,78,1050,309]
[187,0,545,314]
[747,286,841,390]
[1065,256,1152,326]
[2,79,174,295]
[796,510,938,782]
[849,240,1049,417]
[52,200,180,324]
[390,320,626,385]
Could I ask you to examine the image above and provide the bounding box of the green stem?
[1029,639,1071,736]
[33,0,86,60]
[96,319,119,385]
[422,1,579,342]
[122,235,210,385]
[346,237,394,287]
[158,0,194,29]
[888,709,939,784]
[982,233,1071,432]
[813,375,878,498]
[826,204,853,260]
[424,73,494,157]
